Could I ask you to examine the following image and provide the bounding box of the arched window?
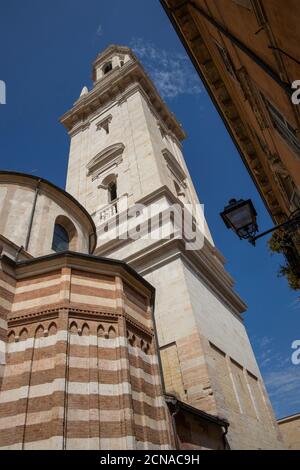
[103,62,112,75]
[108,181,117,202]
[52,215,77,252]
[52,223,69,252]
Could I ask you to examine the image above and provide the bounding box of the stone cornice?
[7,303,153,338]
[120,237,246,318]
[162,1,287,225]
[0,234,33,260]
[129,238,247,318]
[2,251,154,300]
[94,221,244,317]
[277,413,300,424]
[92,45,132,71]
[87,142,125,177]
[96,184,226,266]
[60,56,186,142]
[162,148,187,183]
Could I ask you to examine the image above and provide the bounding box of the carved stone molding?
[86,143,125,178]
[162,148,187,185]
[96,114,112,134]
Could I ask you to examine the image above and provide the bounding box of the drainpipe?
[171,406,181,450]
[15,245,24,262]
[89,231,96,254]
[165,395,182,450]
[150,290,166,394]
[222,423,230,450]
[88,232,92,254]
[25,179,41,252]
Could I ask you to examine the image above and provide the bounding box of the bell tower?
[61,45,284,449]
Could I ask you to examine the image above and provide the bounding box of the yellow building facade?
[161,0,300,283]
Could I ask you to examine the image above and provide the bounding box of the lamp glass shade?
[226,204,254,230]
[221,199,258,239]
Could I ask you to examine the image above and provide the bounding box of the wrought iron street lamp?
[220,198,258,241]
[220,198,300,246]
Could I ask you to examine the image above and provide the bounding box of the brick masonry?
[0,254,173,450]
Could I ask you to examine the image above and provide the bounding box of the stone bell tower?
[61,45,284,449]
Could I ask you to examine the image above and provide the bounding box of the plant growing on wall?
[268,229,300,291]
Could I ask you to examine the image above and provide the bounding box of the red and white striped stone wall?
[0,254,173,449]
[0,264,16,390]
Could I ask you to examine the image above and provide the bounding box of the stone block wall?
[278,414,300,450]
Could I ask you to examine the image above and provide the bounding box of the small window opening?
[103,62,112,75]
[52,224,69,252]
[108,181,117,202]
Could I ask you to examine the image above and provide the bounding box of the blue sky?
[0,0,299,419]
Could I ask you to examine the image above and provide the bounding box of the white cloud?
[264,366,300,399]
[252,335,300,417]
[291,298,300,310]
[260,356,272,367]
[130,38,202,99]
[258,336,273,349]
[96,24,103,37]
